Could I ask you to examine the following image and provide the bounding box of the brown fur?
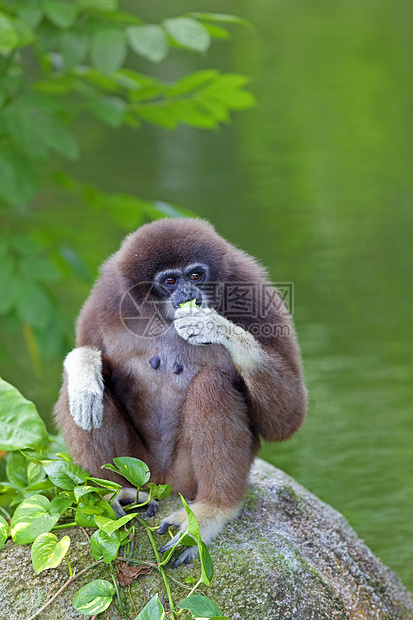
[54,218,306,516]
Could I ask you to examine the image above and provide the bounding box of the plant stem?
[186,578,202,599]
[109,562,128,619]
[26,560,104,620]
[52,521,77,530]
[65,556,73,578]
[137,517,177,620]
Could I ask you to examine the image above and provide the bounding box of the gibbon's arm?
[174,306,306,441]
[63,347,104,431]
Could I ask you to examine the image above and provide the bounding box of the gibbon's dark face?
[153,261,210,319]
[114,218,230,317]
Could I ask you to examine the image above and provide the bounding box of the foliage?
[0,0,255,367]
[0,376,229,619]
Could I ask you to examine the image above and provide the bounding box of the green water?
[3,0,413,592]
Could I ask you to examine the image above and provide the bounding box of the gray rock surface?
[0,458,412,620]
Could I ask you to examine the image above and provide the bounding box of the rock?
[0,458,411,620]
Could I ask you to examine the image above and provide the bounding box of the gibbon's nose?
[173,285,202,308]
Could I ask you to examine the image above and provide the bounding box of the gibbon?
[54,218,306,565]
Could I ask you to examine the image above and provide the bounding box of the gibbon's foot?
[158,528,198,567]
[108,488,158,519]
[157,502,241,567]
[64,347,104,430]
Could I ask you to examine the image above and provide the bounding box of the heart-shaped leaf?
[0,378,48,450]
[31,532,70,573]
[0,515,9,551]
[43,461,89,490]
[135,594,165,620]
[73,580,114,615]
[10,495,59,544]
[102,456,150,488]
[90,528,121,563]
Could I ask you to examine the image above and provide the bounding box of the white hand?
[64,347,104,431]
[173,307,231,346]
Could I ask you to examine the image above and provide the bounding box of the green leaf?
[31,532,70,573]
[135,594,165,620]
[32,319,64,361]
[15,280,55,329]
[90,528,120,563]
[6,451,30,489]
[11,17,36,48]
[0,515,8,551]
[168,99,217,129]
[60,30,89,70]
[94,513,137,535]
[0,378,48,451]
[91,26,127,75]
[74,486,100,502]
[106,192,149,228]
[185,576,196,584]
[102,456,150,488]
[127,25,169,63]
[87,477,122,491]
[77,0,118,11]
[187,12,251,28]
[201,23,230,40]
[13,236,41,256]
[95,499,117,519]
[54,452,73,462]
[73,580,114,615]
[19,257,61,282]
[34,76,77,94]
[75,497,102,516]
[114,69,165,98]
[10,495,60,544]
[199,541,214,586]
[0,260,23,312]
[164,17,211,53]
[0,149,37,206]
[178,595,223,618]
[149,201,193,219]
[147,483,172,501]
[0,11,19,52]
[180,495,201,543]
[203,74,256,110]
[27,461,46,486]
[75,506,98,528]
[137,103,178,130]
[4,95,79,161]
[50,494,75,516]
[43,461,90,490]
[196,95,230,123]
[167,70,218,97]
[88,96,127,128]
[17,1,44,28]
[44,0,78,28]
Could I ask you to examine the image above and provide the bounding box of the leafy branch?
[0,0,255,367]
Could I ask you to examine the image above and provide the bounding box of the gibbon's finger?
[158,532,181,554]
[171,546,198,568]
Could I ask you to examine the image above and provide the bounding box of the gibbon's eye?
[189,272,201,281]
[165,277,177,286]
